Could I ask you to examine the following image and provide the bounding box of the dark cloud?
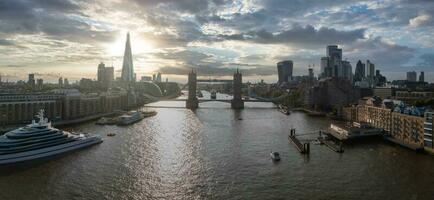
[131,0,227,14]
[218,24,365,47]
[0,0,116,44]
[345,37,416,69]
[0,39,15,46]
[419,53,434,66]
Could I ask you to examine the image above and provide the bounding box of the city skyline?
[0,0,434,83]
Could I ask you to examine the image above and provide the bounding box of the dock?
[288,129,310,154]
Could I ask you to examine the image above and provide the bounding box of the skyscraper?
[97,62,106,82]
[28,74,35,87]
[341,60,353,81]
[58,77,63,88]
[419,71,425,82]
[121,32,134,82]
[354,60,365,82]
[277,60,293,84]
[97,62,114,88]
[407,71,417,82]
[366,60,375,87]
[320,57,330,77]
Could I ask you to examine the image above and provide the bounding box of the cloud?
[409,14,432,27]
[345,37,415,69]
[0,39,15,46]
[419,53,434,66]
[217,24,366,47]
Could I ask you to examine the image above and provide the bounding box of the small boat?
[210,90,217,99]
[278,105,290,115]
[141,110,157,118]
[107,133,116,137]
[96,117,118,125]
[270,151,281,161]
[117,111,143,126]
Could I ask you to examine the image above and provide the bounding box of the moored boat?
[0,110,102,166]
[117,111,143,126]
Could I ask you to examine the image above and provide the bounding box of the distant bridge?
[159,99,273,103]
[196,79,232,83]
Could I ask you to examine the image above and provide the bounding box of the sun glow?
[106,31,155,56]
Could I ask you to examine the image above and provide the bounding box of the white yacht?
[0,110,102,165]
[117,111,143,126]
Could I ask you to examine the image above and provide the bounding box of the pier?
[288,129,311,154]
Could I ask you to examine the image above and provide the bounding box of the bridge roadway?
[158,99,273,103]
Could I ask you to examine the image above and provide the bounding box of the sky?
[0,0,434,83]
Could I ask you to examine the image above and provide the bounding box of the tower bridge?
[185,70,245,109]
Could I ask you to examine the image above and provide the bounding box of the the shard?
[121,32,134,82]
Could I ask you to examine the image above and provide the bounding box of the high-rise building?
[327,45,342,60]
[121,32,134,82]
[97,62,114,88]
[342,60,353,81]
[277,60,293,84]
[58,77,63,88]
[320,57,330,77]
[105,67,114,85]
[419,71,425,82]
[97,62,106,82]
[354,60,365,82]
[156,72,162,82]
[36,79,43,90]
[366,60,375,87]
[308,68,314,79]
[407,71,417,82]
[64,78,69,87]
[28,74,35,87]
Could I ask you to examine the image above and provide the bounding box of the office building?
[308,68,314,79]
[97,62,106,82]
[58,77,63,88]
[320,57,330,77]
[97,62,114,88]
[366,60,375,87]
[354,60,365,82]
[28,74,35,87]
[419,71,425,82]
[342,60,353,81]
[277,60,293,84]
[407,71,417,82]
[36,79,43,90]
[157,72,162,82]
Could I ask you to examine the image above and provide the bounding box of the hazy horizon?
[1,0,434,83]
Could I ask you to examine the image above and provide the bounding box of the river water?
[1,92,434,200]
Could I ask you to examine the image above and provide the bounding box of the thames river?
[1,92,434,200]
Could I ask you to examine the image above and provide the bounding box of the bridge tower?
[186,70,199,109]
[231,69,244,109]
